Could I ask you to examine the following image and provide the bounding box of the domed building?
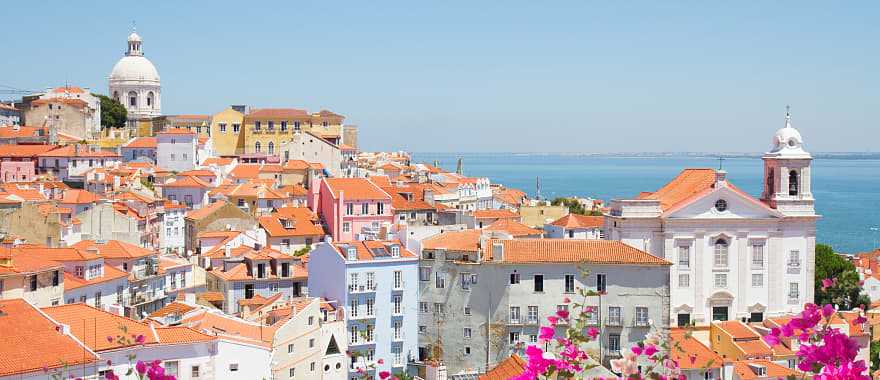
[109,29,161,121]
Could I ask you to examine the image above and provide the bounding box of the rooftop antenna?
[718,156,725,171]
[455,157,463,175]
[536,176,542,201]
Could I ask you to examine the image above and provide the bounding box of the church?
[108,28,162,136]
[606,110,817,326]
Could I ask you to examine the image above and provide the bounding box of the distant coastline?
[411,152,880,160]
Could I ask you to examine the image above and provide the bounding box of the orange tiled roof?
[484,239,671,265]
[36,145,119,158]
[637,168,717,211]
[324,178,390,200]
[32,98,88,108]
[549,214,604,228]
[0,250,63,275]
[63,265,129,290]
[42,304,214,351]
[123,137,157,148]
[259,207,325,237]
[718,320,760,339]
[159,127,197,135]
[668,331,723,369]
[0,144,59,157]
[283,159,311,170]
[177,309,275,348]
[50,85,86,94]
[185,201,229,220]
[732,360,801,380]
[422,229,483,252]
[331,240,417,261]
[229,164,263,179]
[278,184,308,197]
[163,175,212,189]
[478,355,525,380]
[71,240,155,260]
[246,108,308,119]
[472,209,520,220]
[149,301,197,318]
[0,125,45,138]
[484,219,544,237]
[203,157,234,166]
[0,299,98,377]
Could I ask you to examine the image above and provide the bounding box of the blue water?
[412,153,880,254]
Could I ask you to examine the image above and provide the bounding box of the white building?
[157,129,198,172]
[606,110,817,326]
[109,28,161,121]
[160,200,187,254]
[544,214,604,239]
[270,298,349,380]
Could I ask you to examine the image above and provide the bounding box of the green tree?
[815,243,869,309]
[872,340,880,372]
[551,197,602,215]
[94,93,127,129]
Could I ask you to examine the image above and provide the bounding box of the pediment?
[663,185,781,220]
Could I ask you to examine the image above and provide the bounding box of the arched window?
[788,170,799,196]
[767,168,774,196]
[128,91,137,107]
[714,238,728,268]
[267,141,274,155]
[254,141,261,153]
[113,91,119,102]
[147,91,154,108]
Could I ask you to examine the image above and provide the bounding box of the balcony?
[787,265,801,274]
[633,319,650,327]
[392,333,404,342]
[508,318,522,325]
[525,317,539,325]
[348,284,376,293]
[392,283,404,292]
[606,317,623,327]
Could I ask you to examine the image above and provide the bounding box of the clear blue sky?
[2,1,877,153]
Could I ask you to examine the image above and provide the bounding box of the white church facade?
[606,110,818,326]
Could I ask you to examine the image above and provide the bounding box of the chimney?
[224,245,231,258]
[715,170,727,187]
[747,364,767,376]
[74,144,80,156]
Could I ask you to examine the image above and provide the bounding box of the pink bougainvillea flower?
[822,304,835,318]
[106,336,114,343]
[562,297,571,303]
[644,344,657,357]
[631,345,643,356]
[763,333,780,346]
[379,371,391,380]
[586,327,599,339]
[377,359,384,364]
[539,326,555,340]
[556,309,569,319]
[135,334,146,344]
[546,315,559,325]
[135,361,147,375]
[821,278,835,290]
[854,315,867,325]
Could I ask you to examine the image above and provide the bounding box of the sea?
[410,153,880,254]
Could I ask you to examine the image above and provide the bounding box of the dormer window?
[282,218,294,229]
[391,246,400,258]
[347,247,358,261]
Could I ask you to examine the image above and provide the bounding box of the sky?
[1,1,877,153]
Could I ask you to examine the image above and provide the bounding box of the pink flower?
[538,326,555,340]
[135,361,147,375]
[104,371,119,380]
[556,309,569,319]
[562,297,571,303]
[763,333,780,346]
[586,327,599,339]
[106,336,114,343]
[644,344,657,357]
[377,359,384,364]
[134,334,146,344]
[41,365,48,373]
[822,304,835,318]
[821,278,835,290]
[546,315,559,325]
[631,345,643,356]
[379,371,391,380]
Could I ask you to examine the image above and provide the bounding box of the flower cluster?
[762,302,870,380]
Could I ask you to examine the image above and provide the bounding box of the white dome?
[128,31,142,42]
[110,55,160,83]
[767,109,809,157]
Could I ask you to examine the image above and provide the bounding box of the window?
[350,299,358,317]
[678,245,690,268]
[365,298,375,316]
[419,302,429,313]
[163,361,178,377]
[393,321,402,339]
[788,250,801,267]
[679,274,690,288]
[557,304,570,322]
[608,333,621,352]
[309,338,315,348]
[596,274,607,294]
[527,306,539,323]
[393,296,402,314]
[308,316,314,325]
[254,121,261,130]
[752,244,764,268]
[419,267,431,281]
[714,238,728,267]
[789,170,799,195]
[509,331,520,344]
[714,199,728,212]
[229,363,239,372]
[75,266,84,277]
[342,222,350,232]
[419,325,427,334]
[294,121,301,130]
[391,270,403,288]
[714,273,727,288]
[268,142,274,155]
[752,274,763,287]
[464,327,472,339]
[529,334,538,343]
[254,141,261,152]
[280,121,288,131]
[52,270,59,286]
[460,273,472,290]
[564,274,575,293]
[533,274,544,292]
[310,362,315,371]
[434,303,445,316]
[509,306,521,323]
[288,343,294,353]
[608,306,622,325]
[95,292,102,308]
[288,368,294,378]
[361,203,369,215]
[377,203,384,214]
[350,326,359,344]
[464,346,472,356]
[635,307,649,326]
[29,275,37,291]
[789,283,800,302]
[233,123,240,132]
[677,313,691,327]
[219,123,227,133]
[464,306,471,315]
[435,272,445,288]
[509,272,520,285]
[750,312,764,323]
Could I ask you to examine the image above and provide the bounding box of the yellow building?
[242,108,345,158]
[209,107,245,156]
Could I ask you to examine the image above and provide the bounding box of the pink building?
[314,177,393,242]
[0,161,35,182]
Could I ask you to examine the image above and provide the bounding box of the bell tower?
[761,106,815,216]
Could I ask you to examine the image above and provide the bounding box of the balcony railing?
[606,317,622,327]
[633,319,650,327]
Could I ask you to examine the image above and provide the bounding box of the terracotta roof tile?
[0,144,59,157]
[259,207,325,237]
[549,214,604,228]
[422,230,482,252]
[669,331,722,369]
[246,108,309,119]
[637,168,717,211]
[478,355,525,380]
[123,137,157,148]
[331,240,417,261]
[71,240,155,260]
[484,239,670,265]
[484,219,544,237]
[732,360,801,380]
[163,175,212,189]
[324,178,390,200]
[472,209,520,220]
